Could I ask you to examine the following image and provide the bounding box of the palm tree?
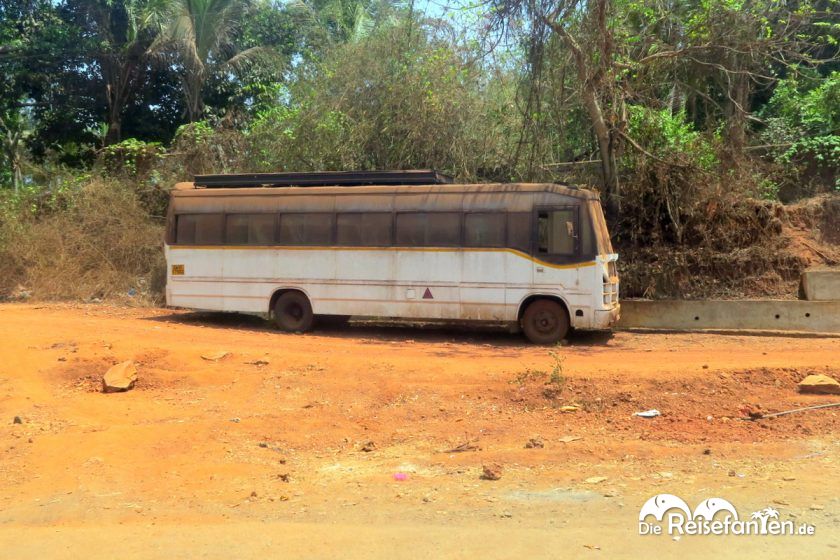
[158,0,264,121]
[750,509,772,533]
[307,0,376,43]
[762,507,779,520]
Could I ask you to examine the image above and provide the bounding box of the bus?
[164,170,619,344]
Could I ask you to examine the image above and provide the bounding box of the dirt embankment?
[1,304,838,558]
[619,194,840,300]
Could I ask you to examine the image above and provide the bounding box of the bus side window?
[396,212,461,247]
[176,214,224,245]
[464,213,505,247]
[426,213,461,246]
[537,209,576,255]
[279,213,334,246]
[226,214,275,245]
[336,213,393,246]
[506,212,531,252]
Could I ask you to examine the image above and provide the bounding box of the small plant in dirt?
[511,350,566,400]
[542,350,566,400]
[512,367,547,386]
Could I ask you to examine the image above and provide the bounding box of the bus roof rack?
[193,170,454,188]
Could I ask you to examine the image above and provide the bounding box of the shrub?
[759,71,840,196]
[101,138,165,178]
[241,21,517,180]
[0,178,164,302]
[168,121,248,177]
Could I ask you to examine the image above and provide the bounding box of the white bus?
[164,171,619,344]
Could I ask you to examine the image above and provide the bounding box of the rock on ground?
[102,360,138,393]
[481,463,503,481]
[797,374,840,395]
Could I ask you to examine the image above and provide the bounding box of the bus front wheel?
[274,291,314,333]
[521,299,569,345]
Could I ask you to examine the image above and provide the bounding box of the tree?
[66,0,170,144]
[488,0,838,217]
[0,106,30,191]
[0,0,87,187]
[246,16,516,178]
[158,0,267,121]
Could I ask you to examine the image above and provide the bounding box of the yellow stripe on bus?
[168,245,597,271]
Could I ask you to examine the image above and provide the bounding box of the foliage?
[64,0,171,144]
[168,120,248,176]
[760,71,840,192]
[242,19,519,179]
[101,137,165,177]
[627,106,719,170]
[157,0,283,121]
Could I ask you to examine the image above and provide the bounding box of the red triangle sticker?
[422,288,434,299]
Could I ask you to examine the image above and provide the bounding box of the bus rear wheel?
[521,299,569,345]
[274,291,314,333]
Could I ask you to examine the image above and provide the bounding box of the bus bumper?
[594,304,621,329]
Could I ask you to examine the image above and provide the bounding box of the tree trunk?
[183,68,207,122]
[1,124,22,192]
[546,14,621,218]
[103,68,125,146]
[12,151,22,192]
[102,55,143,146]
[725,72,750,149]
[105,112,122,146]
[580,86,619,217]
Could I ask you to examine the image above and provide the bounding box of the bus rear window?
[176,214,224,245]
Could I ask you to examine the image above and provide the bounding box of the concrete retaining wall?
[800,268,840,301]
[618,299,840,334]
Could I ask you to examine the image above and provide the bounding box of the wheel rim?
[532,309,558,334]
[284,302,303,323]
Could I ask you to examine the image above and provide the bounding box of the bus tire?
[274,291,314,333]
[521,299,569,345]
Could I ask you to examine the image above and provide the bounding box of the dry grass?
[0,179,165,303]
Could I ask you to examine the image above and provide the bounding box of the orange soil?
[1,303,838,558]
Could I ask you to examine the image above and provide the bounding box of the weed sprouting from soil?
[543,351,566,399]
[512,350,567,400]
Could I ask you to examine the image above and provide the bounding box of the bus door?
[532,206,580,288]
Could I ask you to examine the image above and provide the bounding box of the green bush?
[101,138,165,178]
[759,71,840,194]
[626,106,719,170]
[240,21,517,180]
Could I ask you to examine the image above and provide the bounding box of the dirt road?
[1,303,838,558]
